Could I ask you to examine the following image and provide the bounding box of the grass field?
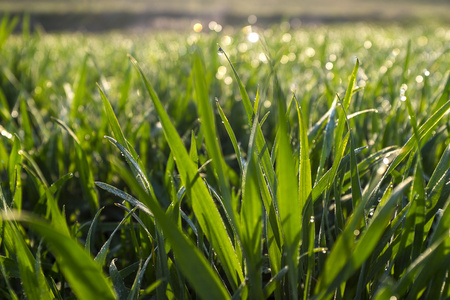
[1,14,450,299]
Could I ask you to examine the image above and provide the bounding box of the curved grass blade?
[114,161,230,299]
[127,253,153,300]
[3,219,55,299]
[192,52,237,229]
[96,181,153,217]
[129,54,243,289]
[53,117,99,211]
[110,258,129,300]
[8,135,22,211]
[216,99,244,174]
[240,110,263,299]
[276,79,300,300]
[2,212,117,300]
[85,207,104,254]
[315,178,413,299]
[220,46,276,197]
[94,206,138,267]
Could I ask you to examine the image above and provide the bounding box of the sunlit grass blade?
[8,135,22,211]
[240,111,263,299]
[70,54,88,120]
[311,133,350,204]
[105,136,155,199]
[129,54,244,288]
[315,178,413,298]
[53,117,99,211]
[2,212,116,300]
[19,150,70,236]
[275,80,301,300]
[383,99,450,177]
[2,219,55,299]
[315,98,337,183]
[0,14,19,50]
[220,46,276,195]
[113,161,230,299]
[192,52,236,227]
[263,266,289,298]
[334,59,359,151]
[216,100,244,174]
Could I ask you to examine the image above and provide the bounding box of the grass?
[1,15,450,299]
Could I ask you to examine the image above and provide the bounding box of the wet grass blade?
[129,55,244,289]
[192,52,236,227]
[53,117,99,211]
[220,46,276,196]
[114,162,230,299]
[240,111,263,299]
[2,212,117,300]
[315,178,413,298]
[110,258,129,300]
[85,207,104,256]
[276,80,300,300]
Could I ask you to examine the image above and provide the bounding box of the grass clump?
[1,15,450,299]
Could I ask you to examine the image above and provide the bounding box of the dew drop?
[310,216,315,223]
[353,229,360,236]
[217,46,224,56]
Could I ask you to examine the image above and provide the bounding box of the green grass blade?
[129,55,244,288]
[53,117,99,211]
[95,206,138,267]
[20,150,71,236]
[315,178,412,298]
[294,95,312,212]
[114,162,230,299]
[110,258,129,300]
[85,207,104,254]
[216,100,244,174]
[127,253,153,300]
[70,54,88,120]
[276,81,301,300]
[192,52,236,226]
[8,135,22,211]
[96,181,153,217]
[2,212,116,300]
[3,220,55,299]
[384,99,450,178]
[220,46,276,196]
[240,111,263,299]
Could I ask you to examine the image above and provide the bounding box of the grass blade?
[129,55,244,289]
[2,212,117,300]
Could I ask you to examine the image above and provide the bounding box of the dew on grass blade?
[310,216,315,223]
[217,46,224,56]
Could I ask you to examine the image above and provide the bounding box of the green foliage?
[1,16,450,299]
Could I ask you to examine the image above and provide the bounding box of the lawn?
[0,14,450,299]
